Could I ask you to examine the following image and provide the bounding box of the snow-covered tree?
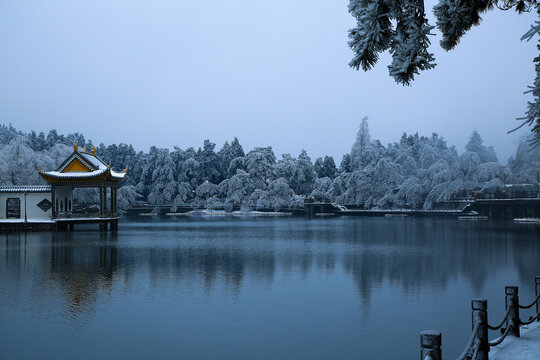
[314,156,338,179]
[517,3,540,141]
[173,182,195,209]
[348,0,539,138]
[227,156,246,178]
[197,140,222,184]
[0,136,70,185]
[310,177,334,202]
[0,122,531,212]
[348,0,435,85]
[245,147,276,182]
[221,169,263,211]
[276,151,316,195]
[351,116,373,170]
[256,178,303,210]
[195,181,219,202]
[179,157,201,188]
[97,142,141,186]
[465,130,498,163]
[339,153,352,173]
[117,185,142,211]
[218,137,245,178]
[138,147,177,207]
[508,135,540,183]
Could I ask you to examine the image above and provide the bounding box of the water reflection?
[0,218,538,359]
[1,219,539,310]
[49,232,117,316]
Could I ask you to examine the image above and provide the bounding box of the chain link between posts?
[456,320,481,360]
[519,292,540,309]
[487,305,512,331]
[488,321,514,347]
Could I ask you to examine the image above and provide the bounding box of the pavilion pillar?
[110,186,114,217]
[104,186,108,217]
[99,186,104,218]
[112,186,117,217]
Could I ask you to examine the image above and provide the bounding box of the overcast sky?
[0,1,537,163]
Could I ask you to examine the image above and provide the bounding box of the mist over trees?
[0,121,538,212]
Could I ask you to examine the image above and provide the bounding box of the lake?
[0,217,539,359]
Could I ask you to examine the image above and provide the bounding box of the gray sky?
[0,0,537,163]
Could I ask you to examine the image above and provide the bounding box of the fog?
[0,0,537,161]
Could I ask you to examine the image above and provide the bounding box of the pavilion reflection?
[49,231,117,316]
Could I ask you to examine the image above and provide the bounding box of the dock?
[0,217,119,232]
[304,198,540,219]
[303,201,466,217]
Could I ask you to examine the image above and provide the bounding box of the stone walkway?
[490,322,540,360]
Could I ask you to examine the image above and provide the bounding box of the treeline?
[0,120,538,211]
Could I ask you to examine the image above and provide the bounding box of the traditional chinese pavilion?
[0,143,128,231]
[38,142,127,219]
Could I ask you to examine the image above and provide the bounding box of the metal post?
[420,331,441,360]
[505,286,520,337]
[534,276,540,321]
[472,299,489,360]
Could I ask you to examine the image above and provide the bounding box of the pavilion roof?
[56,151,108,172]
[37,143,128,184]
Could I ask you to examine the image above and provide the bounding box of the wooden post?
[505,286,520,337]
[472,299,489,360]
[534,276,540,321]
[420,331,441,360]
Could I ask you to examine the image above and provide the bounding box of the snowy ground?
[490,322,540,360]
[0,219,54,223]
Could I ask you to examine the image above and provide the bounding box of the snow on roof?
[41,168,126,180]
[42,169,108,179]
[57,153,93,172]
[0,185,52,193]
[56,151,108,172]
[79,152,108,170]
[110,170,127,179]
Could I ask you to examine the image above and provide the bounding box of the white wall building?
[0,186,53,222]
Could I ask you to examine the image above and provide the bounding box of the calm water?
[1,217,539,360]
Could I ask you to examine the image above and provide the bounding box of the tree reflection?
[0,218,538,318]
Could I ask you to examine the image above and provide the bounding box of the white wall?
[0,192,52,221]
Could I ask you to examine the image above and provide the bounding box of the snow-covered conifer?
[245,147,276,182]
[350,116,373,170]
[349,0,435,84]
[465,130,498,163]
